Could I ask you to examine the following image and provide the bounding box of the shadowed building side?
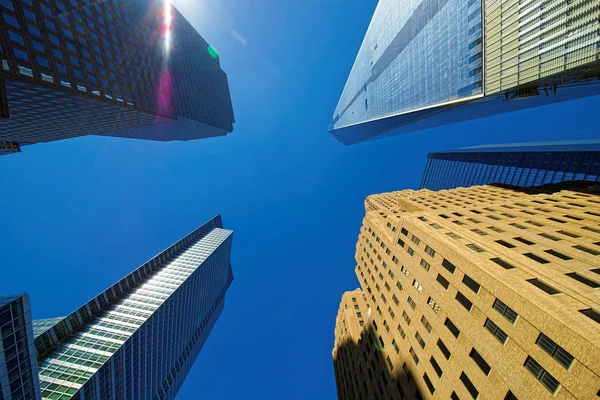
[420,140,600,191]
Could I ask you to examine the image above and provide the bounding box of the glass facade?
[2,216,233,400]
[485,0,600,94]
[329,0,600,145]
[0,294,41,400]
[420,140,600,191]
[0,0,234,154]
[330,0,483,144]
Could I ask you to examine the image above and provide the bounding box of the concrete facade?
[333,181,600,399]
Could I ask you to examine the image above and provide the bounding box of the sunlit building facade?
[0,215,234,400]
[329,0,600,145]
[0,0,234,155]
[333,181,600,399]
[421,140,600,191]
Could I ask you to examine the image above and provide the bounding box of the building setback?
[421,140,600,191]
[0,215,233,400]
[333,181,600,399]
[329,0,600,145]
[0,0,234,155]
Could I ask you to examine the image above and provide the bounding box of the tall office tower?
[0,0,234,155]
[329,0,600,145]
[0,294,40,400]
[333,182,600,399]
[0,215,234,399]
[420,140,600,191]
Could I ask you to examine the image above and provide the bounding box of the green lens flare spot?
[207,45,218,59]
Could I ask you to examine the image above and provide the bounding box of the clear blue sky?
[1,0,599,399]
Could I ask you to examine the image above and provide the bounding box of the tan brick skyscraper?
[333,182,600,400]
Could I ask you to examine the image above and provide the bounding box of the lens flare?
[207,45,219,59]
[163,0,173,56]
[373,340,383,352]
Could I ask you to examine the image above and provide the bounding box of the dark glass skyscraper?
[420,140,600,191]
[0,216,234,399]
[0,0,234,154]
[0,294,40,400]
[330,0,600,145]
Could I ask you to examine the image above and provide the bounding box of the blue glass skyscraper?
[420,140,600,191]
[0,0,234,155]
[330,0,600,145]
[0,216,234,399]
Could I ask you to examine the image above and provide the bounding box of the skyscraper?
[329,0,600,145]
[0,0,234,155]
[421,140,600,191]
[333,181,600,399]
[1,215,234,399]
[0,294,40,400]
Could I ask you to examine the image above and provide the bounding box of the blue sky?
[1,0,600,399]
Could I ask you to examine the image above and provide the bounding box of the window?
[401,266,409,276]
[446,232,461,239]
[419,259,431,271]
[455,292,473,311]
[462,275,480,294]
[451,392,460,400]
[493,299,518,323]
[402,363,412,382]
[412,280,423,293]
[514,237,534,245]
[573,245,600,256]
[412,235,420,245]
[427,297,440,313]
[496,240,515,249]
[539,233,560,241]
[524,253,549,264]
[421,316,432,333]
[442,259,456,274]
[392,294,399,305]
[401,228,408,236]
[488,226,505,233]
[13,48,28,61]
[524,357,560,394]
[472,228,487,236]
[425,246,435,257]
[504,391,518,400]
[407,297,416,309]
[436,274,449,289]
[469,348,491,375]
[557,230,580,238]
[490,257,515,270]
[436,339,451,360]
[392,339,399,353]
[409,347,419,364]
[466,243,486,253]
[423,373,435,395]
[459,372,479,399]
[415,332,425,349]
[483,318,507,343]
[527,279,560,295]
[444,318,460,338]
[430,356,443,377]
[352,297,356,302]
[536,333,574,369]
[566,272,599,288]
[545,249,572,261]
[407,248,415,256]
[402,311,412,326]
[397,238,405,247]
[579,308,600,324]
[398,324,406,339]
